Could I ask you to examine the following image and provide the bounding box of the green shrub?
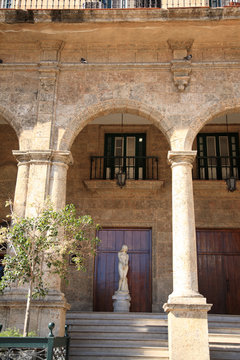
[0,328,37,337]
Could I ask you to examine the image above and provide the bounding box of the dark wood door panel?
[197,229,240,315]
[94,229,152,312]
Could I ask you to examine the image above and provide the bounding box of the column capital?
[12,150,73,166]
[51,151,73,166]
[168,150,197,167]
[12,150,31,164]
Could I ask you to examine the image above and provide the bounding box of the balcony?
[90,156,159,181]
[195,155,240,180]
[0,0,239,9]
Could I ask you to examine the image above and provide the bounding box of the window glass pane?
[206,136,217,167]
[126,137,135,179]
[115,137,124,157]
[206,136,216,157]
[126,137,135,157]
[114,137,124,170]
[219,136,229,174]
[219,136,229,157]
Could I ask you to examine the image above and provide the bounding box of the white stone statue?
[112,244,131,312]
[117,244,129,293]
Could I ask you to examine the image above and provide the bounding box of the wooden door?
[197,229,240,314]
[93,228,152,312]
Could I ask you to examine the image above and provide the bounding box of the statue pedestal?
[112,291,131,312]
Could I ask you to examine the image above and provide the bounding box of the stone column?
[0,150,72,336]
[163,151,211,360]
[12,151,30,217]
[49,151,73,209]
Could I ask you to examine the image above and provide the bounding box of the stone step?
[70,339,168,347]
[209,333,240,344]
[67,312,240,360]
[208,315,240,333]
[69,354,169,359]
[69,346,169,357]
[66,313,167,326]
[209,315,240,323]
[69,331,168,340]
[68,325,168,334]
[68,320,168,327]
[210,344,240,360]
[67,312,167,320]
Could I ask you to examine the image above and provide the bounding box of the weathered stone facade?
[0,7,240,358]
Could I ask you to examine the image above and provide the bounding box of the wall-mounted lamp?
[116,168,126,188]
[226,176,237,192]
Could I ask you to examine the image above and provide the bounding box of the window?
[104,133,146,180]
[197,133,240,180]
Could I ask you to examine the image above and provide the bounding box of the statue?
[118,244,129,292]
[112,244,131,312]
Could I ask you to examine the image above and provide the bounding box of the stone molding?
[170,60,192,92]
[84,179,164,191]
[167,39,194,52]
[12,150,73,166]
[163,302,212,313]
[168,39,194,91]
[168,150,197,167]
[38,40,64,63]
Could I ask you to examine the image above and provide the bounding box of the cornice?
[1,61,240,72]
[12,150,73,166]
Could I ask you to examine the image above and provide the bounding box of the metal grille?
[52,347,66,360]
[0,348,47,360]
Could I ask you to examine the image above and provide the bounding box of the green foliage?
[0,328,37,337]
[0,201,100,298]
[0,328,21,337]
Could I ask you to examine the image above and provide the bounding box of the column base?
[112,290,131,312]
[163,299,212,360]
[0,288,70,336]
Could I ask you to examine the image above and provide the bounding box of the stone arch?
[0,105,21,141]
[185,100,240,150]
[59,99,170,151]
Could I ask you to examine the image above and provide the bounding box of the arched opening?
[0,115,19,279]
[0,116,19,220]
[193,111,240,315]
[63,111,172,313]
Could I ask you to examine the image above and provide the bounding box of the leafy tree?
[0,201,100,337]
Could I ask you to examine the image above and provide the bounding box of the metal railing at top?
[0,0,240,9]
[90,155,159,181]
[196,155,240,180]
[0,323,69,360]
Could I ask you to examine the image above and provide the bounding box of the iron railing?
[196,155,240,180]
[1,0,240,9]
[90,155,159,180]
[0,323,69,360]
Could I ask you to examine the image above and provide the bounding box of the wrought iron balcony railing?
[1,0,239,9]
[90,155,159,180]
[196,155,240,180]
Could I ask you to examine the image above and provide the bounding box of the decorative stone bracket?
[168,39,194,92]
[170,60,192,92]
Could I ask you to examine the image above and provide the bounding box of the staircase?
[66,312,168,359]
[208,315,240,360]
[66,312,240,360]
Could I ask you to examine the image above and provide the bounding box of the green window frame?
[104,133,146,180]
[197,133,240,180]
